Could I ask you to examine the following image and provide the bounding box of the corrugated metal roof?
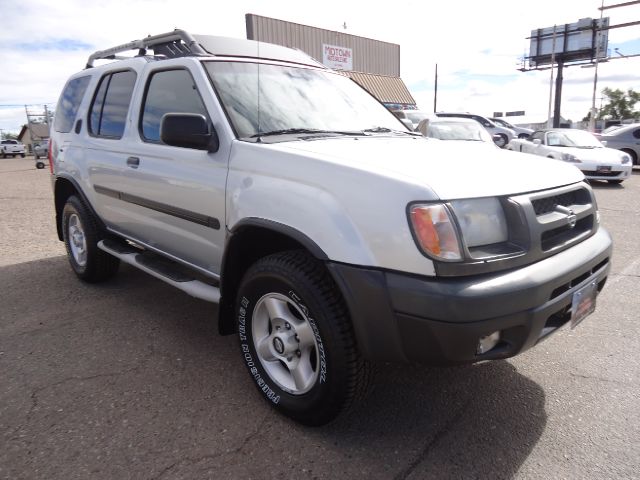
[345,71,416,106]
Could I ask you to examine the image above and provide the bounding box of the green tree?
[597,88,640,120]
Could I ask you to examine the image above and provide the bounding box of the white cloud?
[1,0,639,133]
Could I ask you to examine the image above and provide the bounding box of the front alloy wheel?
[236,250,371,426]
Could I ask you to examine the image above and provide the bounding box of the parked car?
[50,30,612,425]
[1,139,26,158]
[598,123,640,166]
[390,109,430,130]
[489,117,533,139]
[508,128,633,184]
[417,116,497,146]
[435,113,515,148]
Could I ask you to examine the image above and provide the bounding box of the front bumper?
[580,163,632,181]
[327,227,612,365]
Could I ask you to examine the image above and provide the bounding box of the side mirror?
[492,134,501,142]
[532,138,542,145]
[160,113,219,152]
[601,140,608,147]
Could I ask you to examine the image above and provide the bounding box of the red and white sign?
[322,44,353,71]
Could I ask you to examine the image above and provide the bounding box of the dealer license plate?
[570,281,598,329]
[596,165,612,173]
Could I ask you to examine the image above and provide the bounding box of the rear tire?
[36,162,45,169]
[236,250,371,426]
[494,134,508,148]
[622,149,637,166]
[62,195,119,282]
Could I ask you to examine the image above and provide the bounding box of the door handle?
[126,156,140,168]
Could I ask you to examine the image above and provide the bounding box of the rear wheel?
[62,195,119,282]
[36,162,45,169]
[622,149,637,166]
[494,134,508,148]
[236,250,371,426]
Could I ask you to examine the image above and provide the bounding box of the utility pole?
[547,26,557,128]
[589,0,605,132]
[433,63,438,113]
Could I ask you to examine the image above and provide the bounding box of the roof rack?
[86,29,208,68]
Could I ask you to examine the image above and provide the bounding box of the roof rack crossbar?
[86,29,207,68]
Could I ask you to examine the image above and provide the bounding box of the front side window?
[204,62,403,140]
[88,70,137,138]
[531,131,544,142]
[141,69,209,142]
[54,76,91,133]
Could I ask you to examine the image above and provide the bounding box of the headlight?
[409,197,508,260]
[409,204,462,260]
[561,153,581,163]
[621,155,630,165]
[450,198,508,247]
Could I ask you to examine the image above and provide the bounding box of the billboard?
[528,17,609,67]
[322,44,353,71]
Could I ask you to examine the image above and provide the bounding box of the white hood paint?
[273,136,584,200]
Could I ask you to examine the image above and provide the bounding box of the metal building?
[245,14,416,109]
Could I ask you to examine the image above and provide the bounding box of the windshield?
[426,121,494,142]
[494,119,514,129]
[404,111,429,124]
[546,130,603,148]
[204,62,406,140]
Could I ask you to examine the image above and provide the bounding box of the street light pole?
[589,0,605,132]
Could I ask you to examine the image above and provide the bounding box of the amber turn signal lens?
[409,204,461,260]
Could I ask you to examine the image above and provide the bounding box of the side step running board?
[98,239,220,303]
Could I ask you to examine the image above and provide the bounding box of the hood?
[558,146,626,164]
[271,136,584,199]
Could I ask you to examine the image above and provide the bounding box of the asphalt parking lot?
[1,156,639,480]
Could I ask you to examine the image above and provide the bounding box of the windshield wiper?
[249,128,365,139]
[364,126,420,136]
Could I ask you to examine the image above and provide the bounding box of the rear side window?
[88,70,137,138]
[140,69,209,142]
[54,76,91,133]
[633,129,640,139]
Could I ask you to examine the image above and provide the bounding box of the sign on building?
[322,44,353,71]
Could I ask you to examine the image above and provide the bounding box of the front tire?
[236,250,371,426]
[494,134,508,148]
[62,195,119,282]
[36,162,45,169]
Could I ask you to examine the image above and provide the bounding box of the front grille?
[582,170,621,177]
[531,189,588,215]
[541,215,593,250]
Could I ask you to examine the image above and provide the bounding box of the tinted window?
[54,76,91,133]
[89,75,109,136]
[633,129,640,139]
[141,69,208,142]
[88,70,136,138]
[531,131,544,142]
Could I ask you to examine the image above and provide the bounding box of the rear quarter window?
[54,76,91,133]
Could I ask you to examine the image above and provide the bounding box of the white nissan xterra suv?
[50,30,612,426]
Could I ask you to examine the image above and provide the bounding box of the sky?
[1,0,639,134]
